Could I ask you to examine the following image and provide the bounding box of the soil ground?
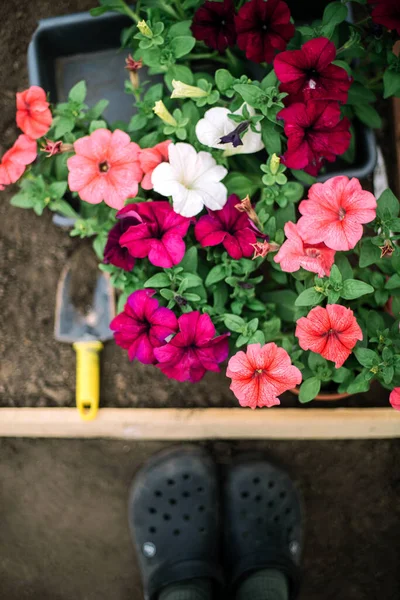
[1,2,400,599]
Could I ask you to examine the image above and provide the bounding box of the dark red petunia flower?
[278,101,351,176]
[368,0,400,36]
[274,37,352,104]
[103,205,141,271]
[191,0,236,52]
[235,0,295,64]
[194,194,259,260]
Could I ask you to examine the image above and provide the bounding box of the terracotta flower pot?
[290,387,351,402]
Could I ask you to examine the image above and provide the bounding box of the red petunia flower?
[368,0,400,36]
[390,387,400,410]
[274,221,336,277]
[194,194,259,260]
[103,205,142,271]
[235,0,295,64]
[119,201,192,269]
[139,140,171,191]
[226,342,302,408]
[295,304,363,369]
[154,311,230,383]
[274,37,352,104]
[16,86,52,140]
[278,100,351,176]
[191,0,236,52]
[297,176,377,251]
[0,134,37,190]
[110,289,178,365]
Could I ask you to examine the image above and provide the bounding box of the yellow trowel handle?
[72,340,103,421]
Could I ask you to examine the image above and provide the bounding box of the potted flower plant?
[3,0,400,410]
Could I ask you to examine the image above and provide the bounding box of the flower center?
[221,19,226,25]
[338,207,346,221]
[99,161,110,173]
[305,247,321,259]
[262,23,268,31]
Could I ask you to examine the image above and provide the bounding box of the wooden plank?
[0,407,400,440]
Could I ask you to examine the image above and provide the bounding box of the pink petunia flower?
[103,205,142,271]
[295,304,363,369]
[278,101,351,176]
[16,86,52,140]
[274,37,352,104]
[226,343,302,409]
[389,387,400,410]
[297,176,377,251]
[139,140,171,191]
[67,128,143,210]
[194,194,259,260]
[110,289,178,364]
[235,0,295,64]
[154,311,230,383]
[0,134,37,190]
[119,201,192,268]
[274,221,336,277]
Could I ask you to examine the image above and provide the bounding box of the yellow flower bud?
[270,153,281,175]
[153,100,178,127]
[171,80,208,99]
[137,20,152,38]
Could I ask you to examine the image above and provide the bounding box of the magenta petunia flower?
[191,0,236,53]
[390,387,400,411]
[194,194,258,260]
[278,101,351,176]
[110,289,178,365]
[103,205,142,271]
[297,176,377,251]
[368,0,400,35]
[274,37,352,104]
[274,221,336,277]
[235,0,295,64]
[119,201,193,269]
[154,311,230,383]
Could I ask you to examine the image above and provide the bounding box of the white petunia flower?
[151,142,228,218]
[195,103,264,156]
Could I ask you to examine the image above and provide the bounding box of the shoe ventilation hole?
[163,514,171,521]
[149,508,157,514]
[173,529,180,536]
[149,527,156,534]
[268,481,275,489]
[285,507,292,515]
[268,500,274,508]
[254,494,262,503]
[155,491,162,497]
[183,514,190,521]
[280,491,287,499]
[241,491,249,499]
[182,491,190,498]
[167,479,175,486]
[197,486,204,493]
[182,474,190,481]
[274,515,280,523]
[169,499,177,506]
[198,505,205,512]
[253,477,260,485]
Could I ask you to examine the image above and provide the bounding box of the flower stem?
[173,0,186,20]
[123,4,140,23]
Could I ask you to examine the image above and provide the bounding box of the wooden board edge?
[0,407,399,440]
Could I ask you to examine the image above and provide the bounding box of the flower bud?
[270,153,281,175]
[171,80,208,99]
[137,20,152,38]
[153,100,177,126]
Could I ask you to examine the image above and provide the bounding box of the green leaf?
[299,377,321,403]
[165,65,194,89]
[10,193,34,209]
[144,273,171,288]
[322,2,348,27]
[179,247,198,272]
[263,290,297,322]
[170,35,196,58]
[86,99,109,119]
[184,292,201,302]
[224,172,260,197]
[128,114,148,131]
[233,84,264,107]
[68,80,87,104]
[347,82,376,105]
[55,116,75,138]
[329,264,342,286]
[249,330,265,345]
[283,182,304,203]
[346,372,371,394]
[385,274,400,290]
[51,199,78,218]
[168,20,192,37]
[223,314,246,333]
[341,280,374,300]
[308,352,328,371]
[332,366,352,383]
[290,169,317,186]
[89,119,107,133]
[366,311,385,336]
[236,333,250,347]
[295,288,324,307]
[144,83,163,105]
[215,69,235,93]
[261,120,282,155]
[384,69,400,99]
[354,104,382,129]
[354,347,379,368]
[377,188,399,220]
[205,264,226,287]
[93,234,107,260]
[335,254,353,280]
[359,238,381,268]
[180,273,203,289]
[160,288,174,300]
[49,181,68,198]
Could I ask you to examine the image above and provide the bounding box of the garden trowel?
[54,261,115,421]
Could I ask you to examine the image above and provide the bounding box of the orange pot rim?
[290,387,351,402]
